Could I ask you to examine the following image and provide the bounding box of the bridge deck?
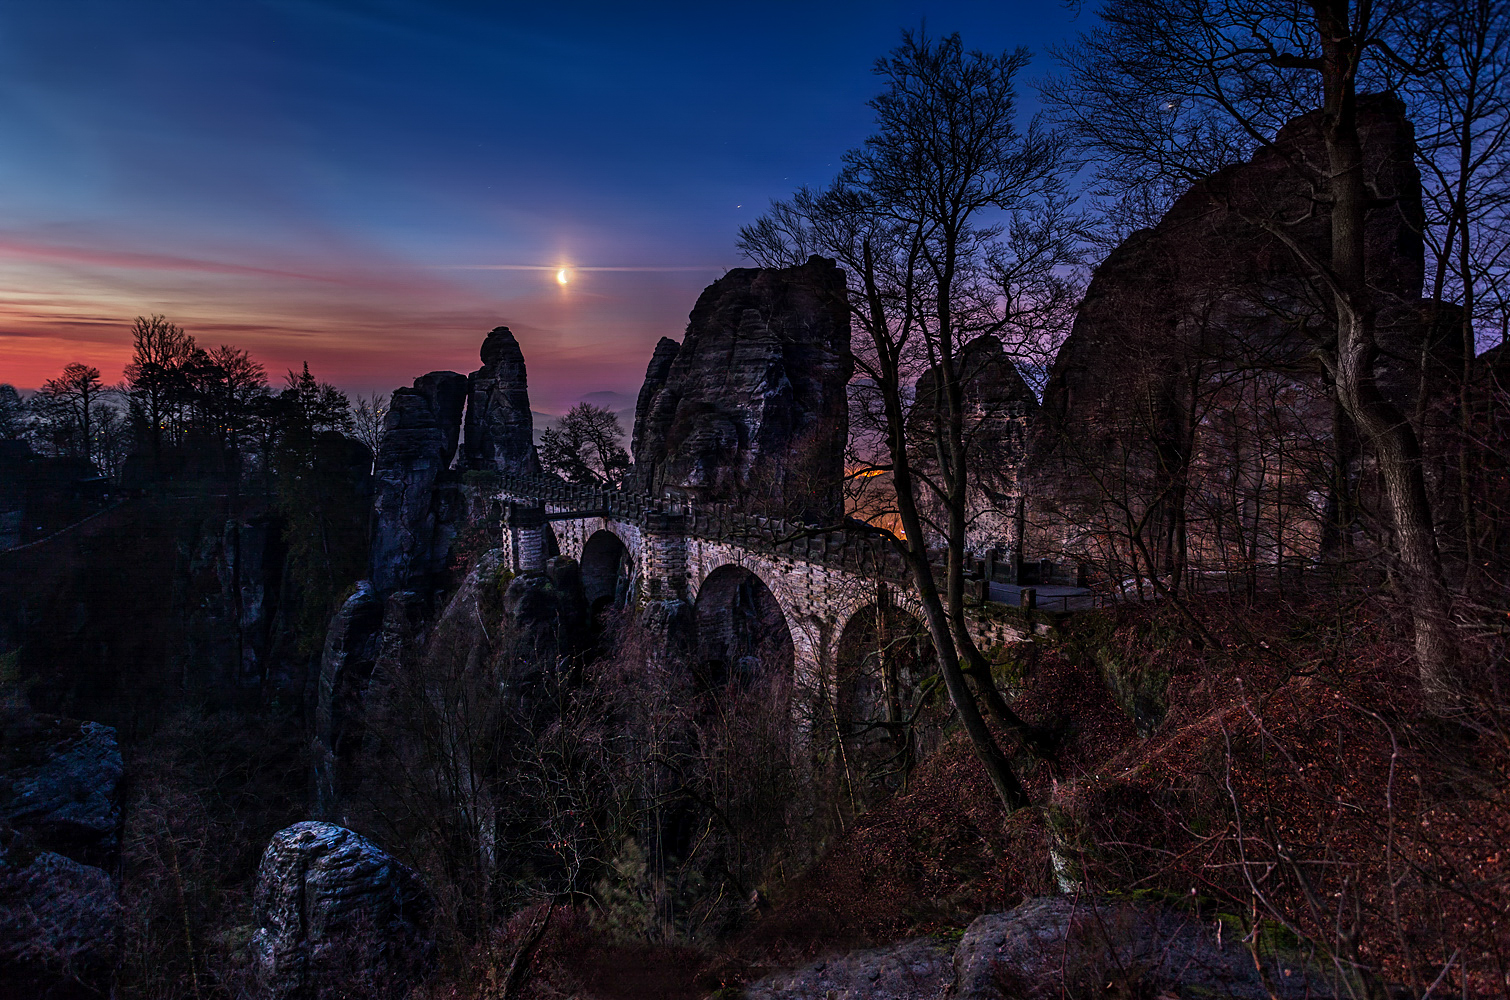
[493,472,1097,614]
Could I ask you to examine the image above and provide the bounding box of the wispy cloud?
[0,236,344,283]
[434,264,725,272]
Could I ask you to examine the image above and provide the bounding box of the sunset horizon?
[0,1,1080,411]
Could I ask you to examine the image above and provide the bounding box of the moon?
[556,268,569,285]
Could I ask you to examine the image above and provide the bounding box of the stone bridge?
[491,473,1037,694]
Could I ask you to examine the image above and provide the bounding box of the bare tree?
[742,30,1078,812]
[1398,0,1510,591]
[538,402,630,489]
[35,362,106,466]
[123,314,196,464]
[0,385,27,440]
[352,392,389,471]
[200,345,268,465]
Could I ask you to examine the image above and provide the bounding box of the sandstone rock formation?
[371,328,545,595]
[370,371,468,593]
[630,336,682,466]
[630,256,852,522]
[0,714,124,997]
[464,326,541,477]
[0,851,121,999]
[0,717,122,870]
[1027,95,1458,570]
[315,584,384,759]
[424,546,509,671]
[498,555,589,708]
[368,589,427,697]
[251,821,432,1000]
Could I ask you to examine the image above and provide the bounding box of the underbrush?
[716,595,1510,997]
[105,595,1510,998]
[116,708,309,1000]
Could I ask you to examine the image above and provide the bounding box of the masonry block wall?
[498,492,1031,710]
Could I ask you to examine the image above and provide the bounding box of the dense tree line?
[1,313,383,485]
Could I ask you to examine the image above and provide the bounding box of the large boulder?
[370,370,468,594]
[0,714,124,997]
[463,326,541,478]
[0,850,121,999]
[629,255,852,521]
[251,821,433,1000]
[951,896,1331,999]
[0,717,122,871]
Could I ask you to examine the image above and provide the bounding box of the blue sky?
[0,0,1090,409]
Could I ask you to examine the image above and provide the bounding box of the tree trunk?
[873,303,1031,814]
[1315,1,1461,707]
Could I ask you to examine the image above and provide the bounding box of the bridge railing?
[491,472,916,582]
[488,473,1100,607]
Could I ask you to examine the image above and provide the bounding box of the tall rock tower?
[463,326,541,477]
[369,327,543,594]
[629,255,852,522]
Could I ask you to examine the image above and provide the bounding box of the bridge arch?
[580,528,636,618]
[692,563,794,692]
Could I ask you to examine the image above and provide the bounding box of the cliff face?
[370,371,468,594]
[463,327,541,478]
[370,328,544,595]
[1039,95,1428,448]
[1026,95,1458,565]
[630,256,853,522]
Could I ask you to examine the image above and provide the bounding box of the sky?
[0,0,1090,412]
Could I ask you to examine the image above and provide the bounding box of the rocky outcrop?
[0,851,121,998]
[371,329,544,595]
[370,371,468,594]
[251,821,433,1000]
[630,256,852,521]
[630,336,681,467]
[369,590,427,696]
[464,327,541,478]
[315,584,384,758]
[0,717,122,870]
[425,547,509,673]
[1027,95,1456,564]
[0,714,124,997]
[498,556,589,708]
[1039,95,1429,450]
[952,896,1330,999]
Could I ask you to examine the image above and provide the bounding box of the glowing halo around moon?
[556,268,569,285]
